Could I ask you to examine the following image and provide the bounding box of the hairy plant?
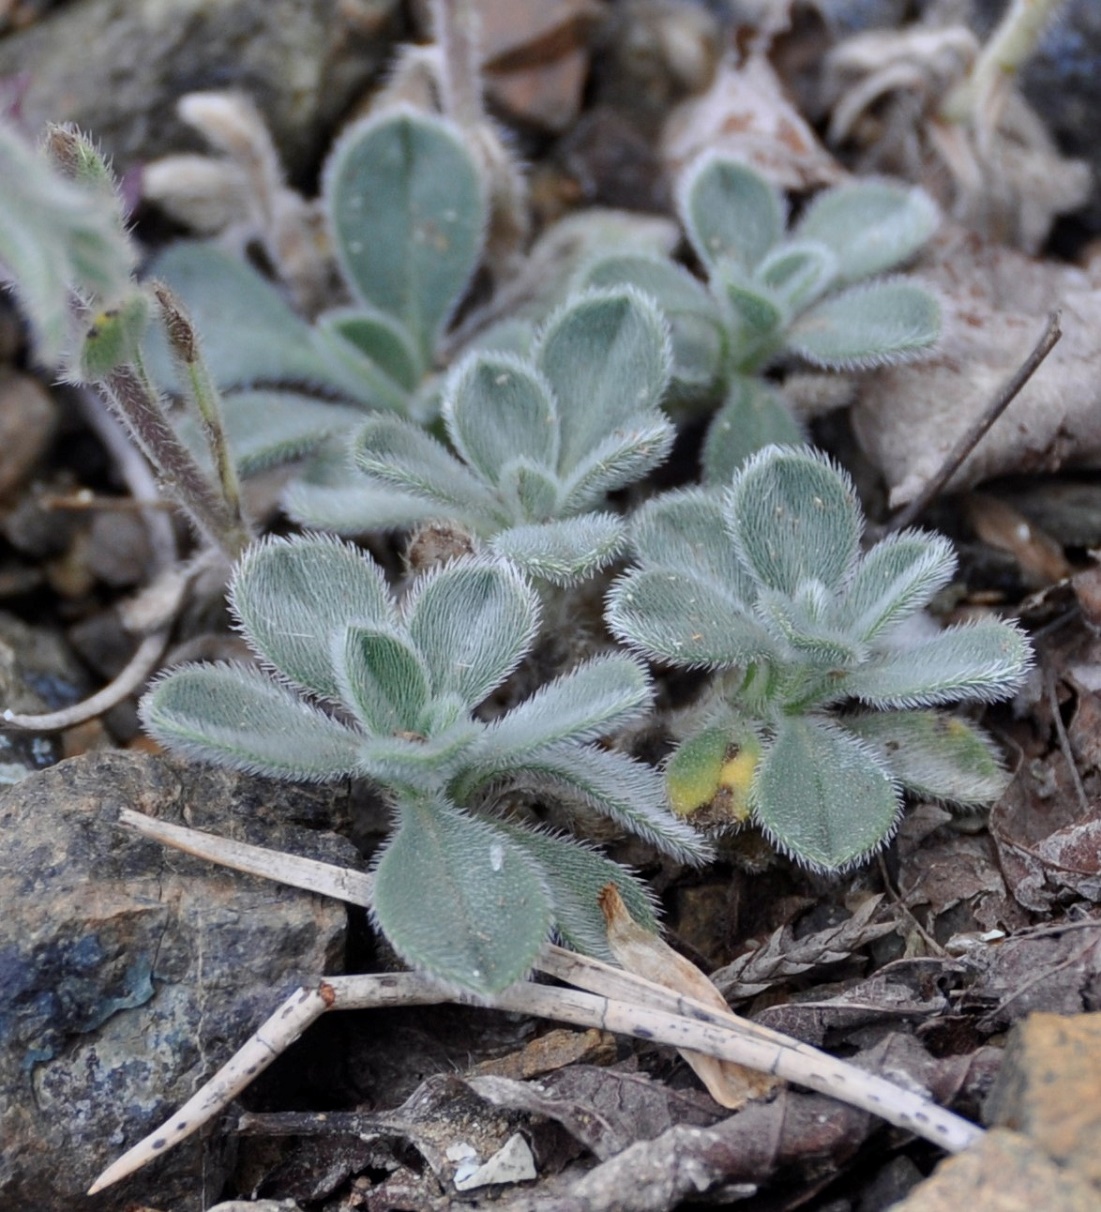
[149,104,490,478]
[579,155,941,482]
[288,287,677,584]
[0,121,134,368]
[606,445,1031,872]
[141,535,708,994]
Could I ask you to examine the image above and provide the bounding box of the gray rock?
[0,749,355,1211]
[0,0,403,178]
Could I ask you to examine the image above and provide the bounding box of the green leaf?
[702,377,805,486]
[841,620,1033,708]
[606,567,774,669]
[324,108,486,364]
[536,288,672,475]
[679,155,784,273]
[556,417,675,516]
[794,180,938,284]
[405,558,539,707]
[489,515,625,585]
[282,443,443,534]
[443,352,559,483]
[725,445,862,595]
[786,279,940,369]
[0,122,134,366]
[472,653,652,757]
[230,534,393,701]
[173,389,365,476]
[354,415,502,528]
[629,488,757,605]
[752,716,901,871]
[579,252,725,396]
[845,710,1010,806]
[841,529,957,642]
[148,242,379,406]
[315,305,422,391]
[140,663,363,781]
[334,625,430,736]
[357,714,483,792]
[498,822,659,961]
[713,261,786,367]
[481,741,712,866]
[755,584,866,669]
[755,240,837,311]
[496,459,561,523]
[373,795,551,994]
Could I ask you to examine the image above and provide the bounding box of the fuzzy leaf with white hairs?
[607,567,775,670]
[679,155,784,274]
[356,715,484,793]
[840,620,1033,709]
[373,795,551,995]
[845,711,1011,806]
[535,289,672,474]
[713,262,787,367]
[840,530,957,642]
[579,252,725,397]
[316,306,421,392]
[324,108,486,365]
[172,389,365,476]
[725,445,862,596]
[479,741,712,867]
[793,180,939,285]
[282,446,442,534]
[752,716,901,871]
[0,121,134,366]
[556,419,676,517]
[404,559,539,709]
[230,535,392,701]
[629,488,757,605]
[354,414,504,528]
[443,352,559,484]
[334,625,430,737]
[755,240,838,313]
[140,663,363,781]
[786,279,940,370]
[148,243,380,406]
[754,585,866,670]
[489,515,625,585]
[497,823,659,961]
[471,653,653,757]
[702,377,805,485]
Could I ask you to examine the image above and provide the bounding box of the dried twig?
[885,310,1061,534]
[88,812,986,1194]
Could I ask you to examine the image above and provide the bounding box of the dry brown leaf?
[852,224,1101,510]
[964,493,1071,588]
[599,884,780,1109]
[710,894,895,1002]
[661,55,843,190]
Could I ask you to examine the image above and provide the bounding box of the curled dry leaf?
[710,894,896,1002]
[598,884,780,1109]
[661,56,843,191]
[852,224,1101,509]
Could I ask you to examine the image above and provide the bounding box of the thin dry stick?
[885,310,1061,534]
[91,811,985,1195]
[90,949,983,1195]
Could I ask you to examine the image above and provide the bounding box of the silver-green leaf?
[230,534,393,701]
[372,795,551,995]
[140,662,364,781]
[752,716,901,871]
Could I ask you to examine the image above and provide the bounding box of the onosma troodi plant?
[580,156,941,482]
[290,287,676,584]
[606,446,1031,872]
[141,536,708,994]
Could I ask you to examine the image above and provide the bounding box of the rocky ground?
[4,1,1101,1210]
